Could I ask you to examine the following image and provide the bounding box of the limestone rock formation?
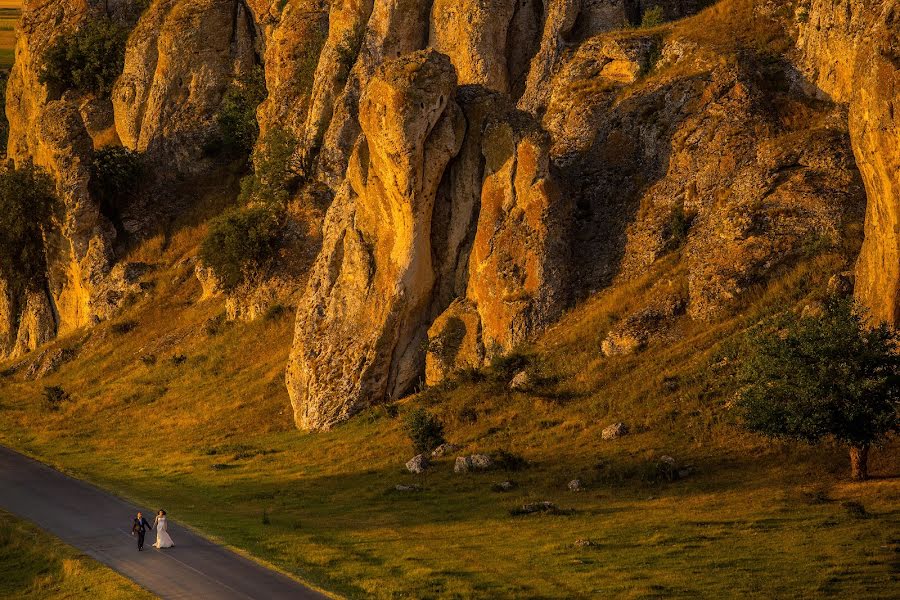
[797,0,900,326]
[113,0,259,176]
[286,50,465,430]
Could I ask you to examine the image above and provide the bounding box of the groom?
[131,512,153,551]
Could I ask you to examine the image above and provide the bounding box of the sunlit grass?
[0,509,156,599]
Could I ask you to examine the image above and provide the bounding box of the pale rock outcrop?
[796,0,900,326]
[425,299,484,385]
[429,0,518,93]
[13,290,57,357]
[113,0,259,176]
[468,113,571,355]
[286,50,465,430]
[256,0,330,142]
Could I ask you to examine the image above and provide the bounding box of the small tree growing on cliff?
[40,19,128,97]
[736,296,899,480]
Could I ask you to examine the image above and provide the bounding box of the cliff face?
[4,0,897,429]
[797,0,900,326]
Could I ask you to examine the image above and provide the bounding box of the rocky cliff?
[3,0,897,430]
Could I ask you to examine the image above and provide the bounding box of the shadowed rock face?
[797,0,900,326]
[286,50,465,430]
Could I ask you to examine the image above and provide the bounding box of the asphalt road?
[0,445,329,599]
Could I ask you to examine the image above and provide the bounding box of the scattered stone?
[601,422,629,440]
[454,454,495,473]
[801,301,826,319]
[430,443,458,459]
[395,484,422,492]
[574,539,595,548]
[509,370,531,391]
[568,479,584,492]
[491,480,516,492]
[405,453,430,474]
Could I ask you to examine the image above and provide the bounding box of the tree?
[736,296,900,480]
[39,19,129,97]
[198,205,284,292]
[0,162,56,296]
[402,408,446,455]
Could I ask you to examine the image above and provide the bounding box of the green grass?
[0,223,896,598]
[0,509,156,599]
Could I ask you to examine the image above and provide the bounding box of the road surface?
[0,445,329,599]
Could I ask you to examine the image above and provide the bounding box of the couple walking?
[131,510,175,551]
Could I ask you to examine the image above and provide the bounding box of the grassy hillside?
[0,2,897,598]
[0,214,896,598]
[0,2,18,68]
[0,509,156,599]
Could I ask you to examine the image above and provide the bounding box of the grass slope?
[0,509,156,599]
[0,2,897,598]
[0,222,896,598]
[0,3,18,68]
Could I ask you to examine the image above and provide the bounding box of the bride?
[153,510,175,549]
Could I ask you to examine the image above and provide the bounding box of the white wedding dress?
[153,516,175,549]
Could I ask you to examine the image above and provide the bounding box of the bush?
[39,19,128,96]
[42,386,69,411]
[736,296,900,480]
[0,163,57,296]
[239,128,298,205]
[199,205,285,292]
[402,408,446,455]
[214,67,267,158]
[91,146,142,220]
[641,6,665,28]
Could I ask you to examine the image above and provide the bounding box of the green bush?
[736,296,900,480]
[42,386,70,411]
[239,127,298,205]
[402,408,446,455]
[641,6,666,28]
[91,146,142,218]
[199,205,284,292]
[39,19,128,96]
[214,67,267,158]
[0,162,56,296]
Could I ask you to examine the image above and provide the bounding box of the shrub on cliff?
[91,146,142,220]
[213,67,267,158]
[0,162,56,295]
[199,205,284,292]
[40,19,128,96]
[239,127,298,205]
[736,296,900,480]
[403,408,446,455]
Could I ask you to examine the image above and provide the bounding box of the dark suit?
[131,516,152,550]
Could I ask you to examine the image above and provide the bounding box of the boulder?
[491,480,516,492]
[395,484,422,492]
[601,422,629,440]
[405,454,430,474]
[567,479,584,492]
[430,443,458,459]
[454,454,494,473]
[509,370,531,391]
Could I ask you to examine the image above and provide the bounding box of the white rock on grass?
[601,422,628,440]
[454,454,494,473]
[405,454,430,474]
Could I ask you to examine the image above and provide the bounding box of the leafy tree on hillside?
[403,408,446,455]
[39,19,129,96]
[214,67,268,158]
[198,205,284,292]
[736,296,900,480]
[0,162,56,296]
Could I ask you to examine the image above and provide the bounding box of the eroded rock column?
[287,50,465,430]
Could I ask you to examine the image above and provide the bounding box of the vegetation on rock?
[403,408,446,455]
[213,67,268,158]
[198,205,284,292]
[91,146,142,225]
[0,162,56,296]
[239,127,298,206]
[737,296,900,480]
[39,19,128,96]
